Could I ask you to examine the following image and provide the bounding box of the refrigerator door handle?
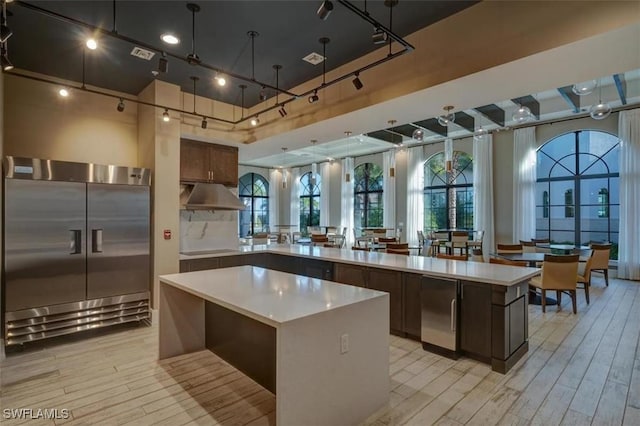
[451,299,456,332]
[92,229,103,253]
[70,230,82,254]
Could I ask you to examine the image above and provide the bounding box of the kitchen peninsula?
[179,245,541,373]
[159,266,390,426]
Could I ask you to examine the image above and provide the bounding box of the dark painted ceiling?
[5,0,478,107]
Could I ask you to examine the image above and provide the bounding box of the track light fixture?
[308,90,319,103]
[317,0,333,20]
[250,116,259,126]
[1,1,12,43]
[186,3,201,65]
[117,98,125,112]
[259,87,267,102]
[352,73,363,90]
[158,54,168,73]
[372,27,387,45]
[1,43,12,71]
[162,109,170,122]
[201,117,207,129]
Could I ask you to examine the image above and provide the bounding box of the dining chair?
[575,250,596,305]
[310,235,329,246]
[529,254,580,314]
[386,248,410,256]
[436,253,467,261]
[386,243,408,250]
[252,232,269,244]
[470,249,485,262]
[354,229,371,247]
[446,231,469,256]
[466,230,484,253]
[432,231,450,255]
[378,237,397,244]
[520,240,537,253]
[291,232,302,244]
[496,243,523,254]
[351,246,370,252]
[588,243,612,286]
[532,238,552,254]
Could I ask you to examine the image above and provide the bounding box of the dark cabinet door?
[509,297,526,354]
[368,269,403,333]
[180,140,210,182]
[300,258,333,280]
[403,273,422,338]
[333,263,367,288]
[460,281,492,359]
[218,255,247,268]
[187,257,220,272]
[267,254,299,275]
[210,147,238,186]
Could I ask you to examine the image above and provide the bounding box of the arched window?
[423,151,473,230]
[354,163,383,229]
[535,130,619,257]
[300,172,321,230]
[238,173,269,237]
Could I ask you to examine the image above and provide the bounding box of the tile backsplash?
[180,210,239,252]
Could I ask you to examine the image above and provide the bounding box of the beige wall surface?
[4,75,138,166]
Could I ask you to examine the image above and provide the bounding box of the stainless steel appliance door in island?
[87,183,150,299]
[4,179,87,311]
[421,275,458,352]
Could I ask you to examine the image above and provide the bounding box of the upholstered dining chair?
[386,243,409,250]
[496,243,523,254]
[529,254,580,314]
[520,240,537,253]
[351,246,370,251]
[446,231,469,256]
[311,235,329,246]
[469,249,485,262]
[575,250,596,305]
[378,237,397,244]
[386,248,410,256]
[252,232,269,244]
[436,253,467,261]
[489,257,528,267]
[588,243,611,286]
[432,231,450,255]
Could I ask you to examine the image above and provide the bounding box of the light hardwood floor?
[1,275,638,425]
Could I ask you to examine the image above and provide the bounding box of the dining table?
[491,251,590,306]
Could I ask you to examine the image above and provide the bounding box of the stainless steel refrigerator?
[3,156,151,346]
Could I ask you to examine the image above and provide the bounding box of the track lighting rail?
[11,0,414,127]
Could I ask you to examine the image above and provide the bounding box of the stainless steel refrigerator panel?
[86,183,150,299]
[4,179,87,311]
[421,276,458,351]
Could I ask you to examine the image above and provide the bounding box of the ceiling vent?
[130,47,155,61]
[302,52,325,65]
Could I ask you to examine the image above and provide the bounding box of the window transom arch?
[354,163,384,229]
[238,173,269,237]
[423,151,473,231]
[535,130,619,258]
[300,171,321,230]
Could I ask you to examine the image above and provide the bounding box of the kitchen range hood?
[180,183,245,210]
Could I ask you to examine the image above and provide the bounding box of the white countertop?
[160,266,388,327]
[179,244,540,286]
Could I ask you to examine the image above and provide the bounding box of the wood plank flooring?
[1,276,638,425]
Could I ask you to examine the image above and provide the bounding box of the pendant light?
[589,78,612,120]
[437,106,455,127]
[412,128,424,142]
[512,104,532,123]
[186,3,201,65]
[344,131,352,183]
[444,138,453,173]
[572,80,597,96]
[474,115,488,140]
[310,140,318,186]
[281,148,289,189]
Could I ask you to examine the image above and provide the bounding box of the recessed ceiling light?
[161,34,180,45]
[58,88,69,97]
[86,38,97,50]
[215,75,226,86]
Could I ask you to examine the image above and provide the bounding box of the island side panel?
[159,281,206,359]
[275,294,390,426]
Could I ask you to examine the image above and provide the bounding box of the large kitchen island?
[179,244,541,374]
[159,266,390,426]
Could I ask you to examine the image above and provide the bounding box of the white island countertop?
[179,244,540,287]
[160,265,388,327]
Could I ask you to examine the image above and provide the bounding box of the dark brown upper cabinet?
[180,139,238,186]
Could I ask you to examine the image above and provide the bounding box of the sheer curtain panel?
[406,146,424,247]
[289,167,301,233]
[512,127,537,243]
[618,109,640,280]
[319,162,331,226]
[473,134,494,261]
[340,157,355,247]
[382,150,396,230]
[268,169,280,230]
